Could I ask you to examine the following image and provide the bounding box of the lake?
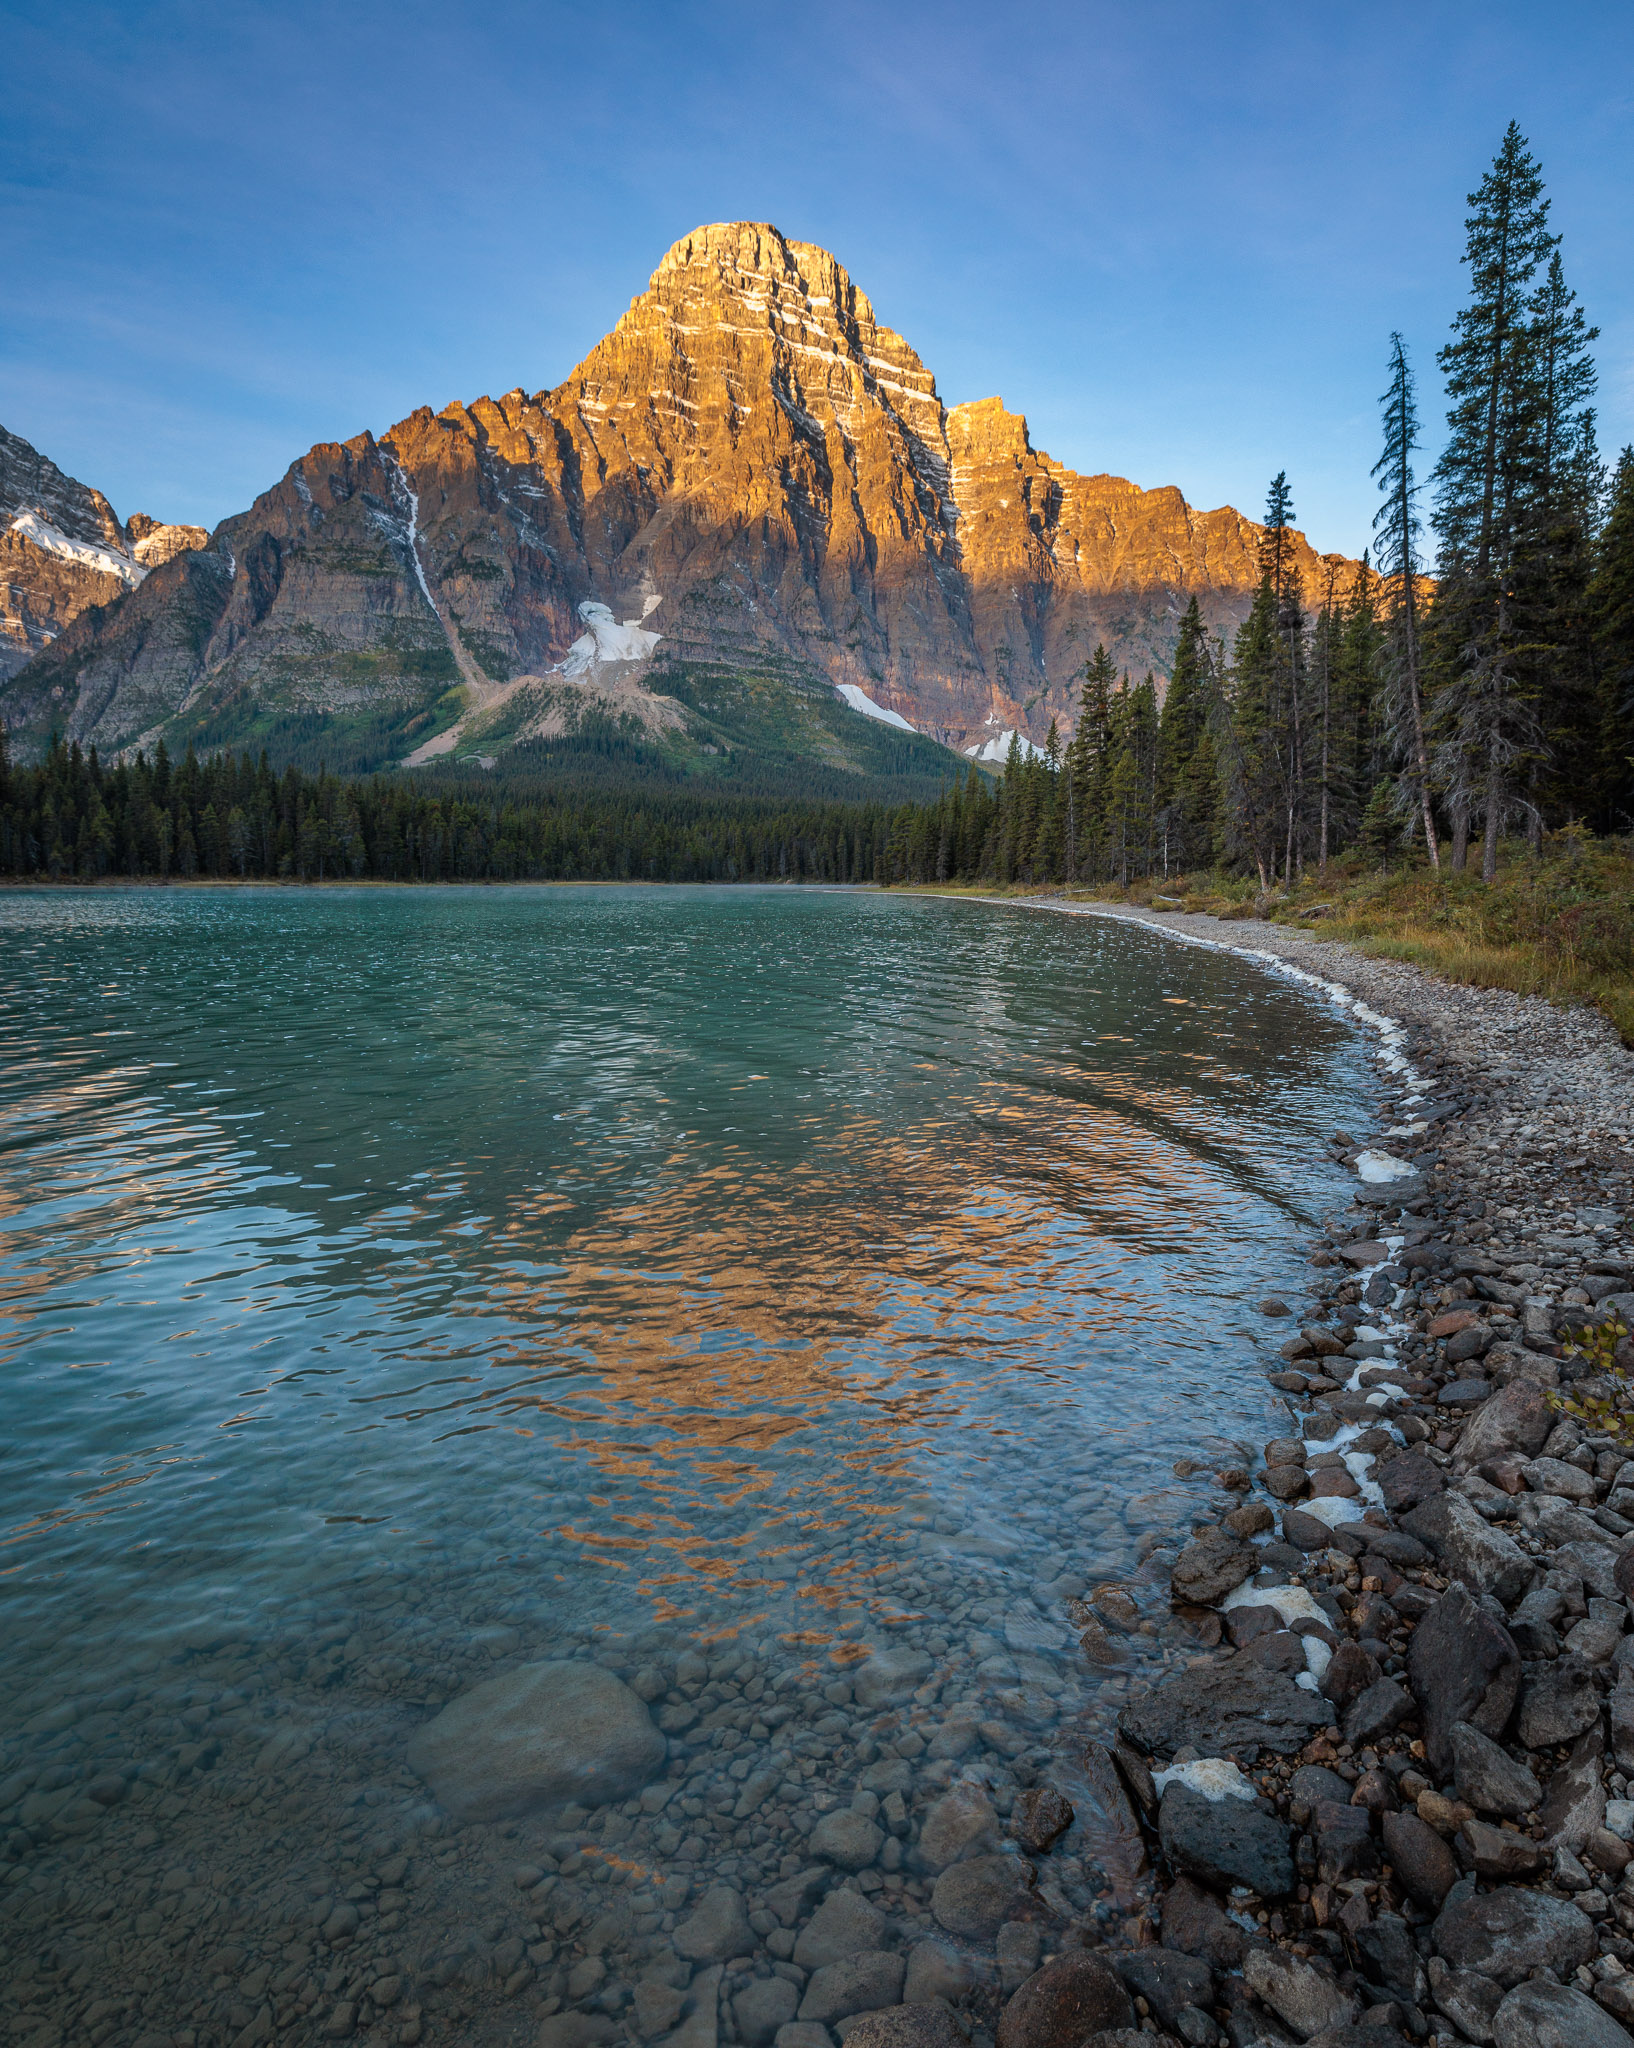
[0,885,1370,2046]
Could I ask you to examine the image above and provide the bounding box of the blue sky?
[4,0,1631,558]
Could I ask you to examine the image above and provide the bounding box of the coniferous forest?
[875,126,1631,890]
[2,128,1629,897]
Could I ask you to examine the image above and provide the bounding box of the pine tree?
[1066,647,1117,880]
[1156,599,1216,871]
[1371,334,1440,865]
[1428,122,1559,880]
[1223,577,1285,889]
[1529,248,1603,836]
[1588,447,1634,827]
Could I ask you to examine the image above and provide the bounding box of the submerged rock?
[405,1658,665,1821]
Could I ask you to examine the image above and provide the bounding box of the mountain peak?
[0,227,1367,767]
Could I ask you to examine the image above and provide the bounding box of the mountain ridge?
[0,221,1364,768]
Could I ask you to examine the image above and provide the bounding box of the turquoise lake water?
[0,886,1372,2045]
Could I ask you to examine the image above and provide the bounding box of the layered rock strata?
[0,223,1363,761]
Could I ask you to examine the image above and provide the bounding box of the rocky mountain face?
[0,224,1362,764]
[1,424,206,684]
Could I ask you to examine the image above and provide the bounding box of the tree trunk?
[1451,800,1469,871]
[1482,755,1502,883]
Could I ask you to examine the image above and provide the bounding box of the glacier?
[8,511,144,589]
[558,601,662,677]
[834,682,915,732]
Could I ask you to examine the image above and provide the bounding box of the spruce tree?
[1156,599,1214,870]
[1529,247,1603,834]
[1371,334,1440,866]
[1588,447,1634,827]
[1428,122,1558,880]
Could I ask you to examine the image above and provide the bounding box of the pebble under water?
[0,885,1373,2048]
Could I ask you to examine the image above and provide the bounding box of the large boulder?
[1493,1978,1634,2048]
[405,1659,665,1821]
[798,1952,906,2026]
[996,1953,1134,2048]
[1433,1884,1597,1988]
[1539,1720,1609,1851]
[1516,1658,1604,1748]
[1170,1528,1256,1605]
[1244,1948,1357,2038]
[1406,1585,1520,1775]
[1449,1721,1542,1819]
[1119,1660,1329,1761]
[1376,1453,1446,1513]
[1159,1875,1248,1969]
[1381,1811,1457,1911]
[843,2007,968,2048]
[1159,1782,1293,1898]
[1399,1492,1536,1606]
[1114,1950,1213,2034]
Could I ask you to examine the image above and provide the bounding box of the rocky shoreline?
[983,900,1634,2048]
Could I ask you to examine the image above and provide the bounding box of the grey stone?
[1352,1917,1421,2004]
[539,2019,619,2048]
[841,2010,965,2048]
[1493,1979,1634,2048]
[1613,1667,1634,1774]
[1432,1884,1597,1988]
[1376,1453,1446,1513]
[1539,1719,1608,1851]
[799,1954,906,2027]
[1243,1948,1357,2039]
[1406,1584,1521,1775]
[1342,1676,1412,1747]
[1458,1817,1546,1878]
[930,1855,1028,1940]
[1159,1875,1248,1971]
[902,1941,974,2007]
[1310,1798,1378,1884]
[1159,1782,1293,1898]
[1381,1809,1459,1908]
[1116,1950,1214,2033]
[1515,1659,1603,1749]
[995,1953,1134,2048]
[1428,1959,1503,2044]
[736,1982,801,2048]
[1449,1722,1541,1819]
[776,2031,835,2048]
[794,1891,888,1969]
[1399,1492,1536,1606]
[810,1811,884,1872]
[850,1649,934,1711]
[915,1784,998,1871]
[1171,1529,1256,1606]
[405,1660,665,1822]
[675,1885,754,1963]
[1119,1659,1329,1761]
[1010,1786,1073,1854]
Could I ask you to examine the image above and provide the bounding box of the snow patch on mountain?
[557,601,662,677]
[834,682,915,732]
[9,512,144,588]
[964,727,1045,764]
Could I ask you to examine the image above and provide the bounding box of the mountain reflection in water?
[0,885,1369,2046]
